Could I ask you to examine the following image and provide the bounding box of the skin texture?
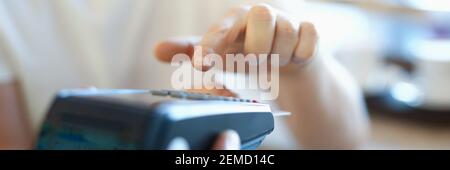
[0,81,33,149]
[211,130,240,150]
[155,4,369,149]
[167,130,240,150]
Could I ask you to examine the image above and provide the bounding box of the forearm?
[277,53,370,149]
[0,81,33,149]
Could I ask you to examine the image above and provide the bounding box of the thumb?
[187,83,239,98]
[212,130,241,150]
[154,36,201,63]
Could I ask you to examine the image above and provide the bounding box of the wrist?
[276,49,331,105]
[279,45,325,78]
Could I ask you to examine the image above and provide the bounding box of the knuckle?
[277,18,297,36]
[301,21,318,40]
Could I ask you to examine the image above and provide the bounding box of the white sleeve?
[0,54,14,83]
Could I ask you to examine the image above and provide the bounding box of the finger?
[166,137,190,150]
[193,6,249,72]
[244,4,276,59]
[271,14,299,66]
[187,84,238,97]
[154,36,201,63]
[200,5,249,57]
[225,5,251,45]
[292,22,318,64]
[212,130,241,150]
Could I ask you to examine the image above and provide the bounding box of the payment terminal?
[35,89,275,150]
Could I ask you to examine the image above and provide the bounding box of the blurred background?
[297,0,450,149]
[1,0,450,149]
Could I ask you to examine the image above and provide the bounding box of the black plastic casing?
[36,90,274,150]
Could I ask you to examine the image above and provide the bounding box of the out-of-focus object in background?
[407,0,450,12]
[309,0,450,123]
[374,2,450,123]
[401,39,450,110]
[386,1,450,112]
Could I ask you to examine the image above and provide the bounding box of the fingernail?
[223,130,241,150]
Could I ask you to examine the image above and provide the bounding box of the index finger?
[154,36,201,63]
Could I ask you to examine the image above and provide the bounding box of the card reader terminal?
[35,89,275,150]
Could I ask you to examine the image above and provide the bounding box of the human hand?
[167,129,241,150]
[154,3,318,72]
